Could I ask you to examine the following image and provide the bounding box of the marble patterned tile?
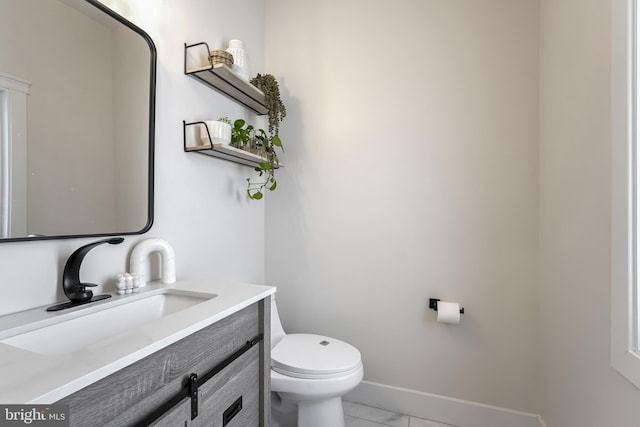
[409,416,459,427]
[346,418,399,427]
[343,401,410,427]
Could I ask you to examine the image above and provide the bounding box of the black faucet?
[47,237,124,311]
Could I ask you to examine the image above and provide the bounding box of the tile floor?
[343,401,458,427]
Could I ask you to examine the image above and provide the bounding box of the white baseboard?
[345,381,546,427]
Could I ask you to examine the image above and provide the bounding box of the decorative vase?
[200,120,232,146]
[225,39,249,81]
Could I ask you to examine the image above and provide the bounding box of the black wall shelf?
[184,42,267,115]
[183,121,281,168]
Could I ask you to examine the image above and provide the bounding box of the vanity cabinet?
[152,347,260,427]
[56,298,271,427]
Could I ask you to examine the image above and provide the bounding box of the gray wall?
[264,0,540,414]
[539,0,640,425]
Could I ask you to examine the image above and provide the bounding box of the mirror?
[0,0,155,242]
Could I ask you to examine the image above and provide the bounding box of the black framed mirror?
[0,0,156,242]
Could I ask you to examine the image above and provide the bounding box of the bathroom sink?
[0,289,215,355]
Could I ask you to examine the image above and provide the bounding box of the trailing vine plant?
[226,73,286,200]
[231,119,283,200]
[250,73,287,136]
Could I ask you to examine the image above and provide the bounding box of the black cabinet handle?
[223,396,243,426]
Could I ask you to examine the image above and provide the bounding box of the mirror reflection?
[0,0,154,241]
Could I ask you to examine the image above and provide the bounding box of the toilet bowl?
[270,296,363,427]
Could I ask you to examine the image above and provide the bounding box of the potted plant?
[230,119,282,200]
[229,118,254,150]
[200,117,232,146]
[250,73,287,137]
[223,73,286,200]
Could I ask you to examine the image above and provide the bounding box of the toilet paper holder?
[429,298,465,314]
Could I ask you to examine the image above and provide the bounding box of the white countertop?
[0,280,275,403]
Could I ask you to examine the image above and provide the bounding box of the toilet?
[270,296,364,427]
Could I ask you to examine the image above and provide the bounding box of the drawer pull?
[223,396,243,426]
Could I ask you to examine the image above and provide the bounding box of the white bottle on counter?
[226,39,250,81]
[116,274,126,295]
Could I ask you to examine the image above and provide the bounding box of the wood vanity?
[0,281,274,427]
[58,300,270,426]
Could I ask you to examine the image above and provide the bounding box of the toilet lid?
[271,334,362,379]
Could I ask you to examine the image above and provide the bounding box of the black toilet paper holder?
[429,298,465,314]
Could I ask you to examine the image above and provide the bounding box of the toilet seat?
[272,333,362,380]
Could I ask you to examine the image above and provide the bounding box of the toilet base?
[271,392,297,427]
[299,396,345,427]
[271,392,345,427]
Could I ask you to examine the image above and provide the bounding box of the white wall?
[538,0,640,425]
[264,0,541,413]
[0,0,267,316]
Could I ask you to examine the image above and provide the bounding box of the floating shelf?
[183,121,281,168]
[184,42,267,115]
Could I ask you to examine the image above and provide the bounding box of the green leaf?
[252,191,263,200]
[272,135,283,148]
[234,119,246,129]
[259,161,271,169]
[269,181,277,191]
